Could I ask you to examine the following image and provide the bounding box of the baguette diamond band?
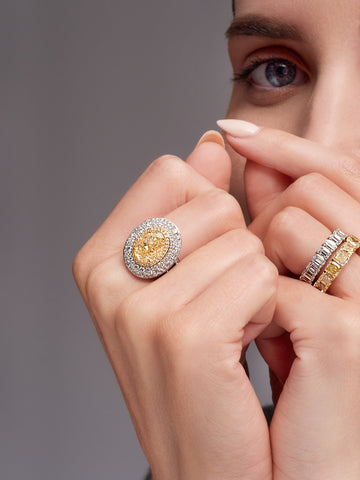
[123,218,181,279]
[300,229,347,284]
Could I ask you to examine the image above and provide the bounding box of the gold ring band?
[313,234,360,293]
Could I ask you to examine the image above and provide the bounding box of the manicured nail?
[196,130,225,148]
[216,119,260,137]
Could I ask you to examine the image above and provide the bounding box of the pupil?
[265,61,296,87]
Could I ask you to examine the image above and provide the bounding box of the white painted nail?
[216,119,260,137]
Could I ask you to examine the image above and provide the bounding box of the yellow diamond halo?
[123,218,182,279]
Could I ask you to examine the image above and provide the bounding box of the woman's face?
[226,0,360,205]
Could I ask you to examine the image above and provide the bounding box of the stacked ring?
[313,234,360,293]
[123,217,182,279]
[300,229,360,293]
[300,229,347,284]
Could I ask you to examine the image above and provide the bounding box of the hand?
[224,125,360,480]
[73,135,277,480]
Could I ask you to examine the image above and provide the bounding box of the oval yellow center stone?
[132,228,170,267]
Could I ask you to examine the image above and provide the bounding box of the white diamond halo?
[123,218,182,279]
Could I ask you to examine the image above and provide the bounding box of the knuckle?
[149,154,186,183]
[72,249,84,285]
[85,261,124,328]
[239,229,264,255]
[249,254,278,291]
[217,228,264,258]
[72,244,90,287]
[292,172,326,195]
[147,155,189,206]
[340,155,360,183]
[268,206,305,237]
[208,188,244,226]
[85,263,110,315]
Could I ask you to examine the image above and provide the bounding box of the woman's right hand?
[72,134,277,480]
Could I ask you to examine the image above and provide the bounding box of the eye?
[234,58,308,89]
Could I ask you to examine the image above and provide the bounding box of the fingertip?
[217,119,261,137]
[187,140,232,191]
[196,130,225,148]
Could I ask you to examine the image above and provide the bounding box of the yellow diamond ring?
[123,218,182,279]
[313,234,360,293]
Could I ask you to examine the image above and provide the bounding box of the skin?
[73,0,360,479]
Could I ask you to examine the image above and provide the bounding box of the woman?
[73,0,360,478]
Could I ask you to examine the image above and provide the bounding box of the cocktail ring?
[123,218,182,279]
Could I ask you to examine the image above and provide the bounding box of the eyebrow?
[226,14,303,41]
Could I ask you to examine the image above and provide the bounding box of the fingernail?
[216,119,260,137]
[196,130,225,148]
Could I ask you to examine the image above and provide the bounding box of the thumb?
[186,130,232,191]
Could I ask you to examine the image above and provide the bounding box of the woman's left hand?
[223,126,360,480]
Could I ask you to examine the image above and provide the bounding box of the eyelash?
[233,56,298,85]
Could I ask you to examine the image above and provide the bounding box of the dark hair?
[232,0,235,15]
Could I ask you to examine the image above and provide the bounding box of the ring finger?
[263,207,360,301]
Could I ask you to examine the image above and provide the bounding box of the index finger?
[217,119,360,202]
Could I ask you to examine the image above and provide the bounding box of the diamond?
[123,218,182,279]
[132,228,170,267]
[326,262,340,276]
[334,250,351,265]
[316,273,333,292]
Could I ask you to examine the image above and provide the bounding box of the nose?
[302,63,360,157]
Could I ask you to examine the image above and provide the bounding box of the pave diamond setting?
[123,218,182,279]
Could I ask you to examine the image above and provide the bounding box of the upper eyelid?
[239,43,309,69]
[233,57,296,82]
[241,56,281,73]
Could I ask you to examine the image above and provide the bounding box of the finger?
[85,189,246,318]
[218,120,360,201]
[273,276,359,359]
[244,159,292,218]
[256,276,333,385]
[91,241,277,346]
[179,253,278,349]
[144,228,263,316]
[187,131,232,192]
[249,172,360,240]
[74,152,232,297]
[263,207,360,301]
[271,276,360,473]
[97,229,264,328]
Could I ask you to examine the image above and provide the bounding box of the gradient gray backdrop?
[2,1,272,478]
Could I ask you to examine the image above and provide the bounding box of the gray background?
[2,1,272,479]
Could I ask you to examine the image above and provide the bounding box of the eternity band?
[300,229,347,284]
[313,234,360,293]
